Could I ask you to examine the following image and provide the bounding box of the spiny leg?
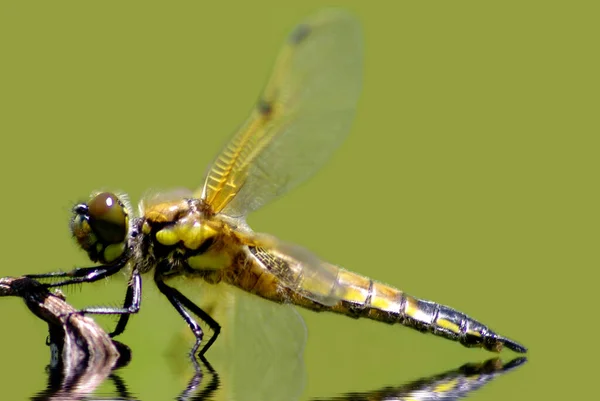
[25,256,129,288]
[76,268,142,320]
[178,290,221,357]
[108,269,142,338]
[154,268,221,357]
[25,257,141,337]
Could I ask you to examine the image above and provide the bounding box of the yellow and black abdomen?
[243,243,525,353]
[324,269,526,353]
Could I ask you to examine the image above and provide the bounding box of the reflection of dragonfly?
[176,358,526,401]
[178,357,526,401]
[309,358,526,401]
[2,276,525,401]
[26,8,526,356]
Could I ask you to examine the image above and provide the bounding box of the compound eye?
[87,192,128,244]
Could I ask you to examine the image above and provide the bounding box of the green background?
[0,1,597,400]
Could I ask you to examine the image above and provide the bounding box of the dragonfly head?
[70,192,131,264]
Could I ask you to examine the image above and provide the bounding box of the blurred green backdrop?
[0,1,597,400]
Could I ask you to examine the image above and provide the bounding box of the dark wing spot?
[288,23,311,45]
[257,98,274,117]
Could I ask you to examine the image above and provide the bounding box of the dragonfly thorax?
[141,198,231,273]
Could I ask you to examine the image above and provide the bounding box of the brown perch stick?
[0,276,128,396]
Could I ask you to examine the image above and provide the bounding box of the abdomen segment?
[327,270,526,353]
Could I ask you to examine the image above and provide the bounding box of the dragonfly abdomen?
[243,245,525,353]
[328,270,526,353]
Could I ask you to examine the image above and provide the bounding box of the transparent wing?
[245,233,346,307]
[226,285,307,358]
[171,278,307,357]
[225,288,307,401]
[198,9,363,217]
[166,280,307,401]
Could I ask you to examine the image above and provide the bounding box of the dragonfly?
[26,9,526,357]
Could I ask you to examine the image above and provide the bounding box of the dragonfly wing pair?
[198,8,363,218]
[197,9,364,308]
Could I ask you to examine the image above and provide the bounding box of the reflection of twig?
[0,276,131,401]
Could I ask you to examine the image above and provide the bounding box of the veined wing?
[166,280,307,401]
[198,9,363,217]
[170,277,307,358]
[226,288,307,401]
[244,232,347,307]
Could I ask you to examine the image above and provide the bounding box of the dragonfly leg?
[25,256,139,337]
[154,266,221,357]
[25,255,129,288]
[76,268,142,323]
[108,269,142,338]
